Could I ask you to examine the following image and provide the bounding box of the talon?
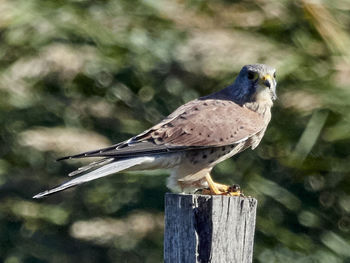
[228,184,240,192]
[204,173,244,196]
[227,184,245,197]
[194,188,202,194]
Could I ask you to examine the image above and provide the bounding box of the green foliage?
[1,0,350,262]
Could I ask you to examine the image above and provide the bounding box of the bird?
[33,64,277,199]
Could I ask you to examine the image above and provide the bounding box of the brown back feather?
[145,99,265,147]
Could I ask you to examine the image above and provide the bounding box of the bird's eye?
[247,71,256,80]
[273,72,276,78]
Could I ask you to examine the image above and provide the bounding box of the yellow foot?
[203,173,244,196]
[200,184,243,196]
[226,184,244,197]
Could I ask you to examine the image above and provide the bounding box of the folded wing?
[58,99,265,160]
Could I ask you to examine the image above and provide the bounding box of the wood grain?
[164,193,257,263]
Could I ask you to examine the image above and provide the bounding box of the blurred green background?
[1,0,350,262]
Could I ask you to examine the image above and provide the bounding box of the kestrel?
[33,64,277,198]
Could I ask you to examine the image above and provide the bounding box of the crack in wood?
[164,193,257,263]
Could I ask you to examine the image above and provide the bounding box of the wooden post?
[164,193,257,263]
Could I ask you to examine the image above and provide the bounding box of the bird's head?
[230,64,277,105]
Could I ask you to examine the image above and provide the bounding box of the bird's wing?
[58,99,265,161]
[144,99,265,147]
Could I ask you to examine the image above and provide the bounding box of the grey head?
[228,64,277,105]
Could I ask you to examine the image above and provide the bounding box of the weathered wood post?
[164,193,257,263]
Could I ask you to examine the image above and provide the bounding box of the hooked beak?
[261,74,277,100]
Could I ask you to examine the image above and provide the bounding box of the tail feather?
[33,156,152,199]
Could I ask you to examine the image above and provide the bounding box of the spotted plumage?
[33,64,277,198]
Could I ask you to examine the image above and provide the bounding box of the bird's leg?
[213,182,230,192]
[204,173,242,196]
[204,173,222,195]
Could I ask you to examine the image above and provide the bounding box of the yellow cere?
[262,74,272,81]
